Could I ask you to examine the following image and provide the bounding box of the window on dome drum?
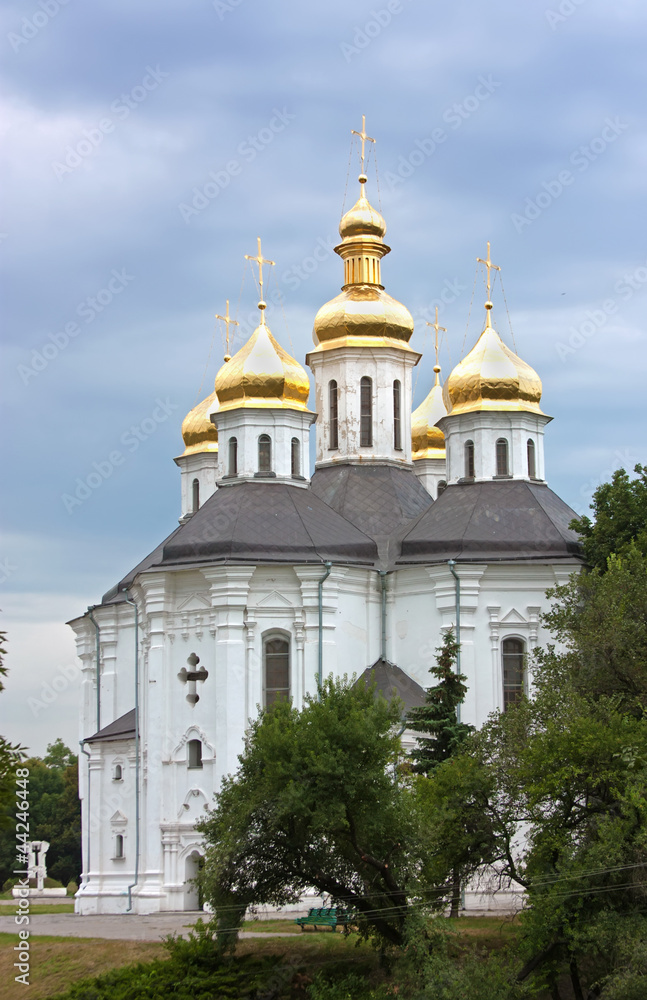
[496,438,509,476]
[188,739,203,769]
[360,377,373,447]
[112,763,122,781]
[192,478,200,513]
[437,481,447,497]
[502,637,526,710]
[291,438,300,477]
[464,440,475,478]
[393,380,402,450]
[264,636,290,707]
[329,380,339,450]
[114,835,124,859]
[258,434,272,474]
[527,438,536,479]
[228,437,238,477]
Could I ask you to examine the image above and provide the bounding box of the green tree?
[405,629,474,916]
[570,462,647,571]
[198,676,426,951]
[405,629,473,774]
[432,548,647,996]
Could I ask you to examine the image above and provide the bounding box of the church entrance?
[183,851,204,910]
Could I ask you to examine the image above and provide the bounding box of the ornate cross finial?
[476,241,501,302]
[215,299,239,362]
[245,237,275,318]
[351,114,375,180]
[426,306,446,370]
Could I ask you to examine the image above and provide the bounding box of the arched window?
[264,635,290,707]
[527,439,536,479]
[291,438,300,477]
[188,739,203,769]
[112,763,122,781]
[258,434,272,474]
[192,478,200,513]
[496,438,509,476]
[360,377,373,447]
[393,380,402,450]
[502,638,525,710]
[437,480,447,497]
[329,380,338,450]
[228,437,238,477]
[114,834,124,859]
[464,440,475,479]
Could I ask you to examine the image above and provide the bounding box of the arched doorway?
[183,850,204,910]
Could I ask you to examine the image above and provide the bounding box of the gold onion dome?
[443,305,544,416]
[312,174,414,350]
[412,366,447,460]
[180,389,219,457]
[215,313,311,412]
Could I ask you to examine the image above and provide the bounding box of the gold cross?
[426,306,446,369]
[215,299,239,361]
[351,114,375,176]
[476,241,501,300]
[245,236,275,302]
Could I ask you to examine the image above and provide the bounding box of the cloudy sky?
[2,0,646,755]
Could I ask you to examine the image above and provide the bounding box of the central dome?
[215,317,311,412]
[311,178,414,350]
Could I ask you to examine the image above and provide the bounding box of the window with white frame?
[263,635,290,707]
[502,637,526,710]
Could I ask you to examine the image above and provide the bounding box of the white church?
[69,133,583,914]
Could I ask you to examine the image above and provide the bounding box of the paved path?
[0,912,296,941]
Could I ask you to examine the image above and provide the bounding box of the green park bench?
[294,906,353,931]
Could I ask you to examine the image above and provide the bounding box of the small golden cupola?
[412,309,448,461]
[443,243,544,417]
[311,117,414,350]
[215,240,311,413]
[180,391,219,457]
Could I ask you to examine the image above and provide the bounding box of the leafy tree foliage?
[0,740,81,887]
[198,677,424,950]
[570,462,647,571]
[0,632,27,836]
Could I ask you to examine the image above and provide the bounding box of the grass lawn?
[0,916,522,998]
[0,903,75,914]
[0,933,167,1000]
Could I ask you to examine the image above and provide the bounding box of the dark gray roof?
[355,658,427,714]
[310,465,433,567]
[158,482,378,567]
[85,708,136,744]
[398,480,584,564]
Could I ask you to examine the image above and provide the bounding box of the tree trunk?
[569,956,585,1000]
[449,868,461,918]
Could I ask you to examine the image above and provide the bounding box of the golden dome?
[180,389,219,457]
[444,308,544,416]
[215,315,311,412]
[339,190,386,239]
[310,175,415,353]
[412,367,447,460]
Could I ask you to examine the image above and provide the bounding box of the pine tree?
[406,629,473,774]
